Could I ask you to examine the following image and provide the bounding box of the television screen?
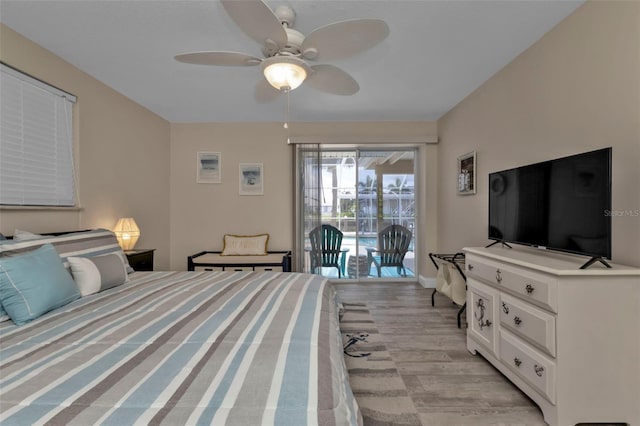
[488,148,612,260]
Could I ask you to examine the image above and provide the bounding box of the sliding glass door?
[295,146,417,281]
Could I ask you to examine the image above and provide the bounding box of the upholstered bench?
[187,251,291,272]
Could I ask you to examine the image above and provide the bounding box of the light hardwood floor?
[334,282,548,425]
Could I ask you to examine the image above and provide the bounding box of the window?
[0,64,77,206]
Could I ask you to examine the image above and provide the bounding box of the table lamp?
[113,217,140,251]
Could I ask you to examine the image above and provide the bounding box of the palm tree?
[358,175,376,193]
[387,177,404,194]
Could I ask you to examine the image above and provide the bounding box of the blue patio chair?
[309,224,346,278]
[366,224,413,277]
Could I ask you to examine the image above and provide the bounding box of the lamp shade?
[261,56,310,91]
[113,217,140,251]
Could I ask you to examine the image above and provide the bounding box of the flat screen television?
[488,147,612,267]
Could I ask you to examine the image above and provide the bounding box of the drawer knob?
[514,357,522,367]
[496,269,502,283]
[468,264,474,270]
[514,316,522,326]
[525,283,535,294]
[502,302,509,314]
[534,364,545,377]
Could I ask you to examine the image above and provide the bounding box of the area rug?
[340,302,421,426]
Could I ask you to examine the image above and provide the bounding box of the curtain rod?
[287,135,438,145]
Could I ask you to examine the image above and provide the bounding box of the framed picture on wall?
[457,151,476,195]
[239,163,264,195]
[197,152,221,183]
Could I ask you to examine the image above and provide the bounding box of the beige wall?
[437,1,640,267]
[0,25,172,269]
[169,123,292,271]
[169,122,438,273]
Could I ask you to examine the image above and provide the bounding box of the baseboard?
[418,275,436,288]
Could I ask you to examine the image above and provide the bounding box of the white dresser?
[464,246,640,426]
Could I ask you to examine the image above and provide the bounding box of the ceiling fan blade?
[255,79,282,103]
[174,51,262,66]
[302,19,389,61]
[221,0,287,51]
[306,64,359,96]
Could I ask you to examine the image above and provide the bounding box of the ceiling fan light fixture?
[262,56,310,91]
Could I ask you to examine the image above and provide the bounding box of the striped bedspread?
[0,271,361,425]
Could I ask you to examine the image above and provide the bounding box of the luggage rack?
[428,252,467,328]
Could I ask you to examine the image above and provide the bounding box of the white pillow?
[13,229,45,241]
[0,306,10,323]
[68,253,129,296]
[221,234,269,256]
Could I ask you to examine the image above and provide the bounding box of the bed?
[0,230,361,425]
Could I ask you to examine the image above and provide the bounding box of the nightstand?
[124,249,155,271]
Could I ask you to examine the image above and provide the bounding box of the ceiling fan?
[174,0,389,101]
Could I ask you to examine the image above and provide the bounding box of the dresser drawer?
[467,279,499,357]
[500,293,556,357]
[466,259,500,285]
[466,255,557,312]
[500,330,556,404]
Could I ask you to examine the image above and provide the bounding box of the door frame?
[294,145,420,282]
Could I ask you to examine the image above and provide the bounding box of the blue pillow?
[0,243,80,325]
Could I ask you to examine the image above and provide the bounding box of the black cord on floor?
[343,333,371,357]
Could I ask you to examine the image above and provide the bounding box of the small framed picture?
[197,152,221,183]
[239,163,264,195]
[457,151,476,195]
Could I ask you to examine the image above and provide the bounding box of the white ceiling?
[0,0,583,123]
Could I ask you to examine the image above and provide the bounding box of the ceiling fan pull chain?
[284,91,290,129]
[285,91,292,144]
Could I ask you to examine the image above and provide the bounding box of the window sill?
[0,205,84,212]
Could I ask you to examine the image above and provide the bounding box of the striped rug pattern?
[341,302,421,426]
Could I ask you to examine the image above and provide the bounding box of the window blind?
[0,64,77,206]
